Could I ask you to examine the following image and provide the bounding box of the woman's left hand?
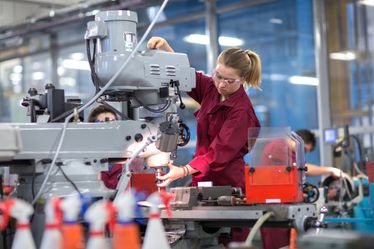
[156,162,185,187]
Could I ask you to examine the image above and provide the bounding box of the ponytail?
[217,48,262,89]
[244,50,261,89]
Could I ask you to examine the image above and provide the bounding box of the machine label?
[265,199,281,203]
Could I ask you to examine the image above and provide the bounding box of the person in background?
[260,129,346,249]
[88,105,146,190]
[87,105,122,189]
[262,129,344,178]
[147,36,261,243]
[87,104,118,123]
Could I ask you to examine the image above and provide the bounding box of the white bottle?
[142,191,172,249]
[85,199,112,249]
[3,198,36,249]
[40,197,63,249]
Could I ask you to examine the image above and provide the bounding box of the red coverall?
[188,72,260,242]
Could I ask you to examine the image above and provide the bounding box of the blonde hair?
[217,48,262,89]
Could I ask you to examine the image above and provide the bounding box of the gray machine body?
[0,121,158,200]
[86,10,195,105]
[140,186,317,248]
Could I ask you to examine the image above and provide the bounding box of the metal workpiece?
[170,186,244,209]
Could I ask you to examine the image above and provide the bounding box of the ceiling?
[0,0,119,30]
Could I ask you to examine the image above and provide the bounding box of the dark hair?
[296,129,316,151]
[217,48,262,88]
[87,105,118,122]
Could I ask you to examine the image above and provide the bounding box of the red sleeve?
[100,164,122,189]
[188,72,212,104]
[189,110,255,174]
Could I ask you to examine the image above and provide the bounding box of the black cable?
[170,80,185,109]
[344,134,366,175]
[133,95,171,113]
[30,99,37,123]
[86,39,100,93]
[350,135,364,162]
[56,163,82,197]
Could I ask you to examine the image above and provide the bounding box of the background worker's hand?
[328,167,345,179]
[156,162,184,187]
[147,36,174,52]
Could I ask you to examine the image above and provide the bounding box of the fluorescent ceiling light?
[146,7,166,22]
[183,34,244,46]
[10,73,22,81]
[359,0,374,6]
[32,72,45,81]
[57,66,65,76]
[85,9,100,16]
[329,51,356,61]
[62,59,90,71]
[219,36,244,46]
[289,76,319,86]
[13,65,23,73]
[183,34,207,45]
[262,73,288,81]
[60,77,77,87]
[269,18,283,24]
[70,53,85,60]
[270,73,288,81]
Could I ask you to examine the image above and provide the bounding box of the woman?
[148,37,261,243]
[148,36,261,190]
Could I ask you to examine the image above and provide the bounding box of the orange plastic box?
[245,165,303,204]
[245,127,306,204]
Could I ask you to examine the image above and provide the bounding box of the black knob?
[134,133,143,142]
[28,88,38,96]
[45,83,55,90]
[125,135,132,141]
[141,124,147,129]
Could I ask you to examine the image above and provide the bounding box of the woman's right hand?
[156,162,184,187]
[147,36,174,52]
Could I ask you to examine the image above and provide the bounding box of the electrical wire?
[244,211,274,247]
[31,0,170,204]
[86,39,100,93]
[56,164,82,196]
[134,95,171,113]
[353,161,368,178]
